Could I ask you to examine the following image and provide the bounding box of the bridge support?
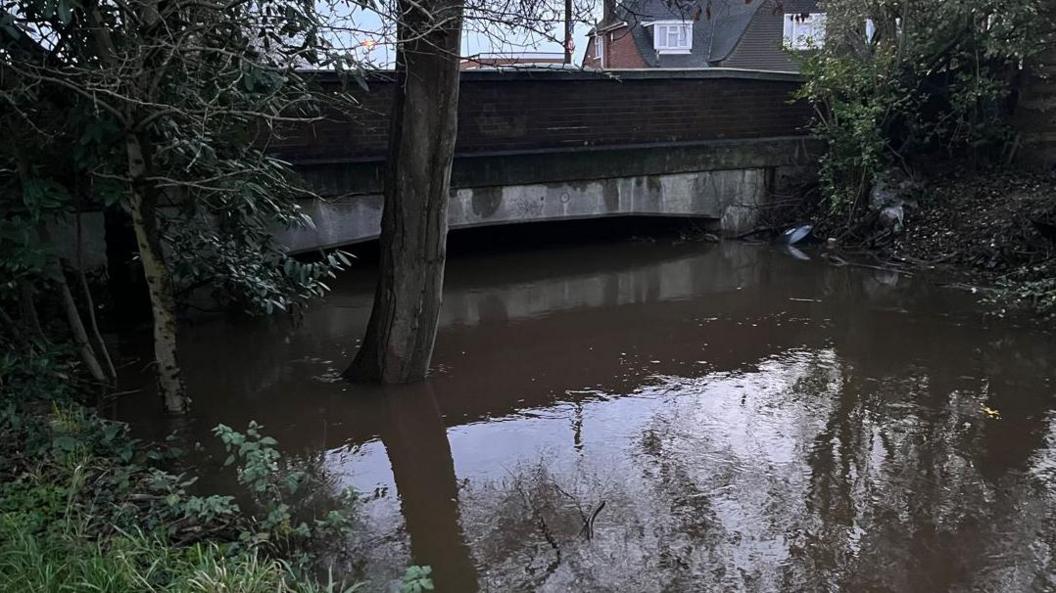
[279,136,821,253]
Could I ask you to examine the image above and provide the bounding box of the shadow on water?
[115,240,1056,593]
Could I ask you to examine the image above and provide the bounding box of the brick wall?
[599,26,648,69]
[582,37,600,68]
[582,27,655,69]
[273,70,810,164]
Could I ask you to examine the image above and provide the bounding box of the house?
[583,0,824,72]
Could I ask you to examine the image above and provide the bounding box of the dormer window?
[646,21,692,54]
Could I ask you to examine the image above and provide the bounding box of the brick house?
[583,0,824,72]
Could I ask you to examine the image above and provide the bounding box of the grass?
[0,520,314,593]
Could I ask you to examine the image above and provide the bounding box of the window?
[648,21,692,54]
[783,13,826,50]
[595,33,604,64]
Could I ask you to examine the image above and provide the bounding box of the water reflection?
[379,384,478,592]
[121,241,1056,592]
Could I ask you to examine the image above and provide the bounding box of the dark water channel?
[124,239,1056,592]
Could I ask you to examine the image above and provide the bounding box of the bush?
[989,276,1056,319]
[0,349,368,593]
[796,0,1050,218]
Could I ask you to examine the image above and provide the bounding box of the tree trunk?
[57,263,109,383]
[564,0,573,64]
[126,132,188,414]
[76,202,117,380]
[38,221,110,384]
[344,0,464,383]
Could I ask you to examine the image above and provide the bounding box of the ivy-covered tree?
[1,0,353,412]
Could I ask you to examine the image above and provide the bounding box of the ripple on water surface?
[125,242,1056,593]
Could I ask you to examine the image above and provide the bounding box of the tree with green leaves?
[796,0,1055,219]
[2,0,353,412]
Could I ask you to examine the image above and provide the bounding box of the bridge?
[271,69,822,253]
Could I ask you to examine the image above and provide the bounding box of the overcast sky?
[336,5,599,66]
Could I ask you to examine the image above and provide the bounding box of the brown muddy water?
[120,240,1056,593]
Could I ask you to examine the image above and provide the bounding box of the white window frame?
[783,13,826,50]
[645,20,692,54]
[594,33,605,67]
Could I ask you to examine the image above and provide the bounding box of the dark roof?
[612,0,820,67]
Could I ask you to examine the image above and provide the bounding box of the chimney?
[602,0,616,25]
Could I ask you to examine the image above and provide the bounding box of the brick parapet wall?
[272,69,811,164]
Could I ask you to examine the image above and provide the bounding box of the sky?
[333,4,599,66]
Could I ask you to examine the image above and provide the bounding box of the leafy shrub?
[400,565,435,593]
[213,422,358,562]
[989,276,1056,319]
[796,0,1051,217]
[0,349,363,592]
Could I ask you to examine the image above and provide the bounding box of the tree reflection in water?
[126,242,1056,592]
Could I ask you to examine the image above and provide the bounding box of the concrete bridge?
[271,69,822,253]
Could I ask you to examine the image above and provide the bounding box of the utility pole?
[564,0,573,63]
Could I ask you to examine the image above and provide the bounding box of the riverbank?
[893,169,1055,278]
[0,348,422,593]
[803,167,1056,319]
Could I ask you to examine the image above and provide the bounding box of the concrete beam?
[279,137,821,253]
[293,136,823,198]
[280,168,776,253]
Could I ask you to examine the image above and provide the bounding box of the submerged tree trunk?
[126,132,188,414]
[345,0,464,383]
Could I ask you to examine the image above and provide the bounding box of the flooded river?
[122,239,1056,592]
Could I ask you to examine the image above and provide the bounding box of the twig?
[76,203,117,382]
[578,500,606,541]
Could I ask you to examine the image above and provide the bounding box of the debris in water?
[779,224,813,246]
